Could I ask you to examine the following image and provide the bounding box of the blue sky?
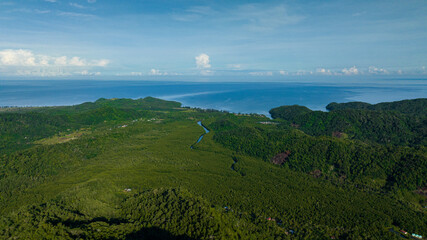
[0,0,426,80]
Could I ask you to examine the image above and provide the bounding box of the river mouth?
[190,121,210,149]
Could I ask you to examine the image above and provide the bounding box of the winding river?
[190,121,210,149]
[190,122,239,174]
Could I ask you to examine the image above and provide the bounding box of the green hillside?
[269,98,426,146]
[326,98,427,115]
[0,98,425,239]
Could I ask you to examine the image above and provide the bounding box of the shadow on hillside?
[125,227,197,240]
[48,218,198,240]
[48,217,129,228]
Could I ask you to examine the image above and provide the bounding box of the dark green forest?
[0,97,425,239]
[269,99,426,146]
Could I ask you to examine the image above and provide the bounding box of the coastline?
[1,80,426,115]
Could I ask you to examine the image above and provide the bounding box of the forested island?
[0,97,426,239]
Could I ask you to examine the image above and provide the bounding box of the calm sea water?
[1,80,426,115]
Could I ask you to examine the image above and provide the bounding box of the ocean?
[1,80,426,115]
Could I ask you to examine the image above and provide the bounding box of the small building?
[412,233,423,239]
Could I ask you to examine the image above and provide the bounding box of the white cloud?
[15,69,71,77]
[175,4,303,32]
[186,6,214,15]
[150,69,160,75]
[279,70,288,75]
[54,56,68,66]
[92,59,109,67]
[149,69,168,76]
[79,70,101,76]
[117,71,181,77]
[9,68,102,77]
[195,53,211,69]
[88,0,96,3]
[316,68,332,75]
[39,56,50,66]
[368,66,389,74]
[45,0,56,2]
[69,3,85,9]
[172,6,216,22]
[0,49,36,66]
[249,71,273,76]
[35,9,50,14]
[295,70,313,76]
[227,64,242,70]
[174,3,303,32]
[69,57,86,66]
[7,8,51,14]
[233,4,304,32]
[341,66,359,75]
[0,49,109,76]
[200,69,213,76]
[0,49,109,68]
[57,11,96,18]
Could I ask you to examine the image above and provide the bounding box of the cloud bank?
[149,69,166,76]
[0,49,109,67]
[249,71,273,76]
[341,66,359,75]
[0,49,109,76]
